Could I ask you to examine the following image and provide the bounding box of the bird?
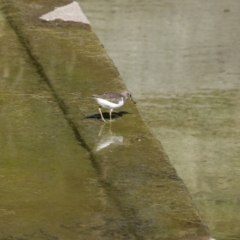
[92,90,136,122]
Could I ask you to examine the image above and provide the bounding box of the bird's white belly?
[96,97,124,109]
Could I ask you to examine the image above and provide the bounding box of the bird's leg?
[109,109,113,122]
[98,123,107,136]
[98,106,106,122]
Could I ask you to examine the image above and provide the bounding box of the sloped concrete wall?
[1,0,214,239]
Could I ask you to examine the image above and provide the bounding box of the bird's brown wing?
[92,92,123,103]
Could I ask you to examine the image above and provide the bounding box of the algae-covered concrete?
[1,0,213,239]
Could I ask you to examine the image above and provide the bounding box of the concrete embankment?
[1,0,213,239]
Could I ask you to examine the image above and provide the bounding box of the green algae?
[0,0,213,239]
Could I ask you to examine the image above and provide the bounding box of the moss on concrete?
[1,0,213,239]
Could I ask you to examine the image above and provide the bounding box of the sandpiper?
[92,90,136,122]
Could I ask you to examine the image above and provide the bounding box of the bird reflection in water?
[94,124,124,152]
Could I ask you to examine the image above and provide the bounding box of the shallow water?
[0,8,107,239]
[80,0,240,239]
[1,1,214,239]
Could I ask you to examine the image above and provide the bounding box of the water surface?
[80,0,240,239]
[0,8,107,240]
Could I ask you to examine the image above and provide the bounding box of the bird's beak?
[130,96,136,104]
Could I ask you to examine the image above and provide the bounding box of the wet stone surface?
[79,0,240,239]
[0,0,213,239]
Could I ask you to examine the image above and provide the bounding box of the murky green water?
[80,0,240,239]
[0,8,107,240]
[2,0,239,238]
[1,1,214,239]
[140,90,240,239]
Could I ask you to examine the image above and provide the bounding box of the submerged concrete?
[1,0,213,239]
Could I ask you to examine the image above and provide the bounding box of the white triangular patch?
[39,1,90,24]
